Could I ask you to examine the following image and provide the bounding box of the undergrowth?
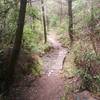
[63,39,100,98]
[73,41,100,92]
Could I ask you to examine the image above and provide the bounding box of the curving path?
[31,32,67,100]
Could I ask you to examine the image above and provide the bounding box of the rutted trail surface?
[8,32,67,100]
[43,32,67,76]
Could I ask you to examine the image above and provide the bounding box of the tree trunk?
[68,0,73,45]
[41,0,47,43]
[29,0,32,6]
[7,0,27,88]
[60,0,63,24]
[90,0,97,55]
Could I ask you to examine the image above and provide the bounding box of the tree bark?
[7,0,27,88]
[68,0,73,45]
[41,0,47,43]
[60,0,63,24]
[90,0,97,55]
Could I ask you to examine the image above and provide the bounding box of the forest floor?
[8,31,99,100]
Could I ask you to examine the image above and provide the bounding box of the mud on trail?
[8,32,67,100]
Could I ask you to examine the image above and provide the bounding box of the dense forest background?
[0,0,100,99]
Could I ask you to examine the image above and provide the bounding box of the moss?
[31,55,43,76]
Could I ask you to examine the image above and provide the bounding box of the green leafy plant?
[75,48,100,91]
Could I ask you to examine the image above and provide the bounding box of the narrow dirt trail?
[33,32,68,100]
[30,32,67,100]
[8,32,67,100]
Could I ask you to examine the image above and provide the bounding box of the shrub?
[74,42,100,91]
